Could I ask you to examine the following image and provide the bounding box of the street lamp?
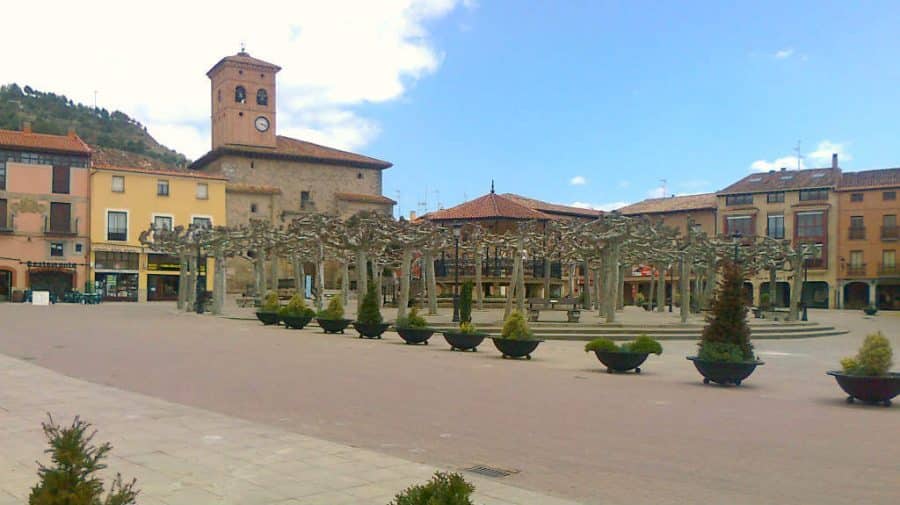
[452,223,462,323]
[668,263,673,312]
[801,243,822,322]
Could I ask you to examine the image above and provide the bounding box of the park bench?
[527,297,581,323]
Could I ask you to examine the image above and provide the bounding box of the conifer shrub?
[29,415,139,505]
[698,261,755,362]
[458,321,480,335]
[389,472,474,505]
[259,291,280,313]
[317,295,345,320]
[584,338,619,353]
[841,332,893,376]
[396,307,429,329]
[279,294,315,318]
[459,281,473,323]
[585,335,663,354]
[500,310,533,340]
[356,283,383,325]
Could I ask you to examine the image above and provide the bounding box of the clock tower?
[207,50,281,150]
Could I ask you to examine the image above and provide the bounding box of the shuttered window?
[52,165,70,194]
[49,202,71,232]
[0,199,7,229]
[107,211,128,241]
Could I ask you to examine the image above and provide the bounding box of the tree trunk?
[648,268,656,310]
[704,260,716,309]
[254,254,265,299]
[292,257,304,299]
[424,251,438,315]
[340,260,350,306]
[270,255,280,291]
[593,267,601,311]
[176,254,188,310]
[372,259,383,309]
[582,260,591,309]
[789,256,803,321]
[768,266,777,308]
[212,248,225,315]
[605,247,618,322]
[516,248,526,314]
[356,251,367,315]
[504,250,519,319]
[568,263,576,297]
[398,250,412,320]
[680,255,690,323]
[316,256,325,312]
[184,255,196,312]
[656,263,666,312]
[475,248,484,309]
[617,264,626,310]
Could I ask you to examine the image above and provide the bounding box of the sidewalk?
[0,353,581,505]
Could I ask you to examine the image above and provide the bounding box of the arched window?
[256,88,268,106]
[235,86,246,103]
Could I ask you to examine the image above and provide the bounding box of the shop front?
[94,251,140,302]
[26,261,78,300]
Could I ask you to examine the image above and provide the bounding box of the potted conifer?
[395,307,434,344]
[353,283,390,338]
[687,261,764,386]
[279,294,316,329]
[492,310,543,359]
[316,295,353,334]
[585,334,663,373]
[828,332,898,406]
[255,291,281,325]
[443,282,487,351]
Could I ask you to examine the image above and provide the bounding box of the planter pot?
[567,310,581,323]
[827,371,900,406]
[443,331,487,352]
[281,314,313,329]
[863,307,878,316]
[396,327,434,345]
[256,311,280,326]
[687,356,764,386]
[593,351,649,374]
[491,338,543,360]
[316,318,353,334]
[354,322,391,339]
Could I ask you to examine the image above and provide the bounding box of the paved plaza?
[1,302,898,504]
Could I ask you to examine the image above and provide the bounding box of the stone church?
[191,51,395,293]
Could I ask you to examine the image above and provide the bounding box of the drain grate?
[464,465,517,478]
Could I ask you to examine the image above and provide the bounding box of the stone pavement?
[0,353,581,505]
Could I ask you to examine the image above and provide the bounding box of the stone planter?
[491,338,543,360]
[316,318,352,334]
[593,351,650,374]
[443,331,487,352]
[354,322,391,339]
[827,371,899,406]
[687,356,764,386]
[281,314,313,329]
[396,327,434,345]
[567,309,581,323]
[255,311,280,326]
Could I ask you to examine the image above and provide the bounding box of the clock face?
[254,116,270,132]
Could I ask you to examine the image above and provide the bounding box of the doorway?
[0,270,11,301]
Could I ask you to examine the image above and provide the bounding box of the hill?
[0,83,189,168]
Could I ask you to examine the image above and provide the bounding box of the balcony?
[435,258,562,280]
[44,218,79,236]
[879,263,898,276]
[882,225,899,241]
[846,263,867,276]
[848,227,866,240]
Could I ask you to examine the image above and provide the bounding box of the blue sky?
[368,1,900,215]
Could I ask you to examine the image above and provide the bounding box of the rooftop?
[423,191,549,222]
[500,193,603,219]
[335,192,396,205]
[718,167,839,195]
[838,167,900,190]
[207,51,281,77]
[0,127,91,155]
[617,193,718,215]
[190,135,392,171]
[93,164,227,181]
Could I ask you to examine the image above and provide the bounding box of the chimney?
[780,167,786,172]
[22,121,32,133]
[409,210,417,221]
[768,169,775,174]
[831,153,838,169]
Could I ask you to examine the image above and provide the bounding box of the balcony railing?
[435,258,562,279]
[879,263,898,276]
[848,227,866,240]
[846,264,867,276]
[882,225,899,241]
[44,217,79,236]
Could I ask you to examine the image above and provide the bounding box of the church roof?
[423,192,549,222]
[207,51,281,77]
[190,135,393,171]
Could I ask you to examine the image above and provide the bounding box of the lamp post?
[668,263,673,312]
[452,223,462,322]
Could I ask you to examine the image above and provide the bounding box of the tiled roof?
[335,192,396,204]
[424,192,549,221]
[91,146,179,171]
[617,193,717,215]
[839,168,900,190]
[93,164,228,181]
[0,128,91,155]
[207,51,281,76]
[500,193,603,219]
[718,168,838,195]
[190,135,392,170]
[226,183,282,194]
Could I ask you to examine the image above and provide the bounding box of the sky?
[3,1,900,217]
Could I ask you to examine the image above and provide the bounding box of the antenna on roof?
[491,180,495,194]
[794,140,804,170]
[240,41,246,54]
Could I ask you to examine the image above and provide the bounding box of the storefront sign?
[26,261,78,269]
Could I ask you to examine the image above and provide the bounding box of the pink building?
[0,125,92,301]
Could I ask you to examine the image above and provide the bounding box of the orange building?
[835,168,900,309]
[0,125,92,300]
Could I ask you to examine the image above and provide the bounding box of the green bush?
[389,472,474,505]
[627,335,663,355]
[584,338,618,353]
[259,291,280,312]
[841,331,893,376]
[29,415,139,505]
[758,292,771,310]
[317,295,345,320]
[279,294,314,318]
[458,321,479,335]
[357,283,383,325]
[460,281,473,323]
[699,261,755,361]
[397,307,428,329]
[501,310,533,340]
[697,342,746,363]
[634,292,646,306]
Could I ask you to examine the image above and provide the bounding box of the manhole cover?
[464,465,517,478]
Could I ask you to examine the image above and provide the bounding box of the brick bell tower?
[207,49,281,150]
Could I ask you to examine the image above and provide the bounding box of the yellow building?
[89,165,227,301]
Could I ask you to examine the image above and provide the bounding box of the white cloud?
[617,180,630,189]
[569,175,587,186]
[0,0,473,159]
[774,48,794,59]
[807,140,852,165]
[647,186,667,198]
[750,140,852,172]
[750,156,805,172]
[571,201,629,212]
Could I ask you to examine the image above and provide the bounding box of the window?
[0,160,6,190]
[725,215,754,236]
[196,183,208,200]
[767,215,784,239]
[157,180,169,196]
[50,242,63,257]
[849,216,865,240]
[192,217,212,229]
[725,194,753,206]
[111,175,125,193]
[884,250,896,268]
[0,198,8,229]
[799,188,828,201]
[75,243,83,253]
[49,203,71,233]
[256,88,268,106]
[796,211,825,238]
[885,191,897,201]
[250,203,258,214]
[850,216,864,228]
[301,191,311,209]
[850,193,864,202]
[235,86,246,103]
[357,172,363,180]
[52,165,70,194]
[94,251,139,270]
[153,215,173,231]
[766,192,784,203]
[107,211,127,241]
[849,250,863,267]
[883,214,898,240]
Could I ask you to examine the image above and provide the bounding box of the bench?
[527,297,581,323]
[752,306,790,321]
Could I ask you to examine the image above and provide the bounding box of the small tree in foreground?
[357,282,383,325]
[841,332,893,376]
[318,294,345,320]
[459,281,473,323]
[698,261,754,362]
[390,472,474,505]
[29,415,138,505]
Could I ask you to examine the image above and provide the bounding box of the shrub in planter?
[687,261,763,386]
[316,295,352,334]
[443,321,488,351]
[395,307,434,344]
[389,471,474,505]
[29,415,139,505]
[354,283,390,338]
[585,335,662,373]
[279,294,316,329]
[492,310,542,359]
[830,332,898,406]
[256,291,281,325]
